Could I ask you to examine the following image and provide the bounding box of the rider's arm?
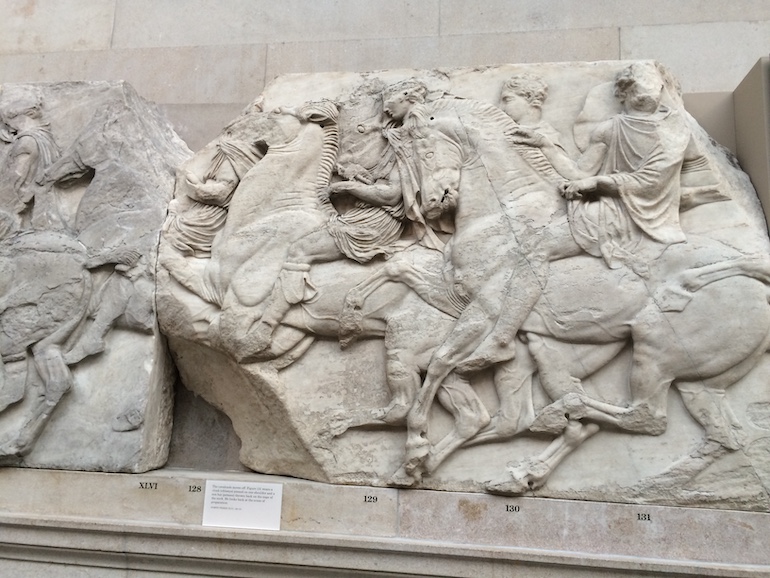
[9,136,39,205]
[329,172,402,207]
[510,126,606,180]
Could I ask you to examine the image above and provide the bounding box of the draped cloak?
[327,123,451,263]
[568,106,690,270]
[166,138,263,257]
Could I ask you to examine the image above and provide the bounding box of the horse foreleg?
[423,375,490,474]
[486,420,600,495]
[531,327,673,436]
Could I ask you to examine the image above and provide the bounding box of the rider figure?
[469,61,692,366]
[250,79,445,353]
[0,85,63,232]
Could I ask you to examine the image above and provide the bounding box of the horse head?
[412,120,464,221]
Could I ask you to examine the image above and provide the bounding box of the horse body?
[396,96,770,491]
[0,230,93,460]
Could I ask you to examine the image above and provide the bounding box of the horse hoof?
[404,435,431,462]
[0,440,23,464]
[388,466,418,487]
[484,476,530,496]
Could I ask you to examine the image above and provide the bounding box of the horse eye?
[424,152,434,159]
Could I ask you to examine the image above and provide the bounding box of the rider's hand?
[507,127,546,148]
[559,177,598,200]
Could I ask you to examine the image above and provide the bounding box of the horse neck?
[453,153,509,227]
[225,124,327,232]
[443,102,563,229]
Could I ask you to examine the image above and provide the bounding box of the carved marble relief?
[0,82,189,471]
[158,61,770,510]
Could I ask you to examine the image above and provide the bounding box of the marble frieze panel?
[157,61,770,510]
[0,81,191,472]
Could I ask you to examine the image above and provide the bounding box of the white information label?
[202,480,283,530]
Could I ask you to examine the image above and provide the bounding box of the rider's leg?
[426,374,490,472]
[466,337,537,445]
[468,218,582,366]
[251,228,342,352]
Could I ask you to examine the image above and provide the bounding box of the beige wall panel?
[440,0,770,36]
[112,0,439,49]
[0,0,115,55]
[620,20,770,93]
[0,45,266,105]
[265,28,618,82]
[682,92,736,153]
[734,57,770,216]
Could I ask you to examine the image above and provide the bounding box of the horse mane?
[413,96,567,233]
[425,98,566,185]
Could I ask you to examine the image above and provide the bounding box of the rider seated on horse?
[468,61,699,366]
[250,79,447,354]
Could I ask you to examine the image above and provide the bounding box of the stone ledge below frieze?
[0,468,768,577]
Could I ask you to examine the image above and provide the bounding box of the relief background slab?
[158,61,770,509]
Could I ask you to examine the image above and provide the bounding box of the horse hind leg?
[3,344,74,458]
[485,420,600,496]
[530,337,673,436]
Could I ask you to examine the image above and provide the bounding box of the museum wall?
[0,0,769,150]
[1,0,769,474]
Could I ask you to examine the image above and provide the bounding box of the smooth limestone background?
[1,1,770,576]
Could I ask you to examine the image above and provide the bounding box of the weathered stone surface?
[158,61,770,509]
[0,81,191,472]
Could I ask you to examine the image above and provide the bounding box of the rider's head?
[614,62,665,114]
[0,85,44,133]
[382,79,428,122]
[500,73,548,124]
